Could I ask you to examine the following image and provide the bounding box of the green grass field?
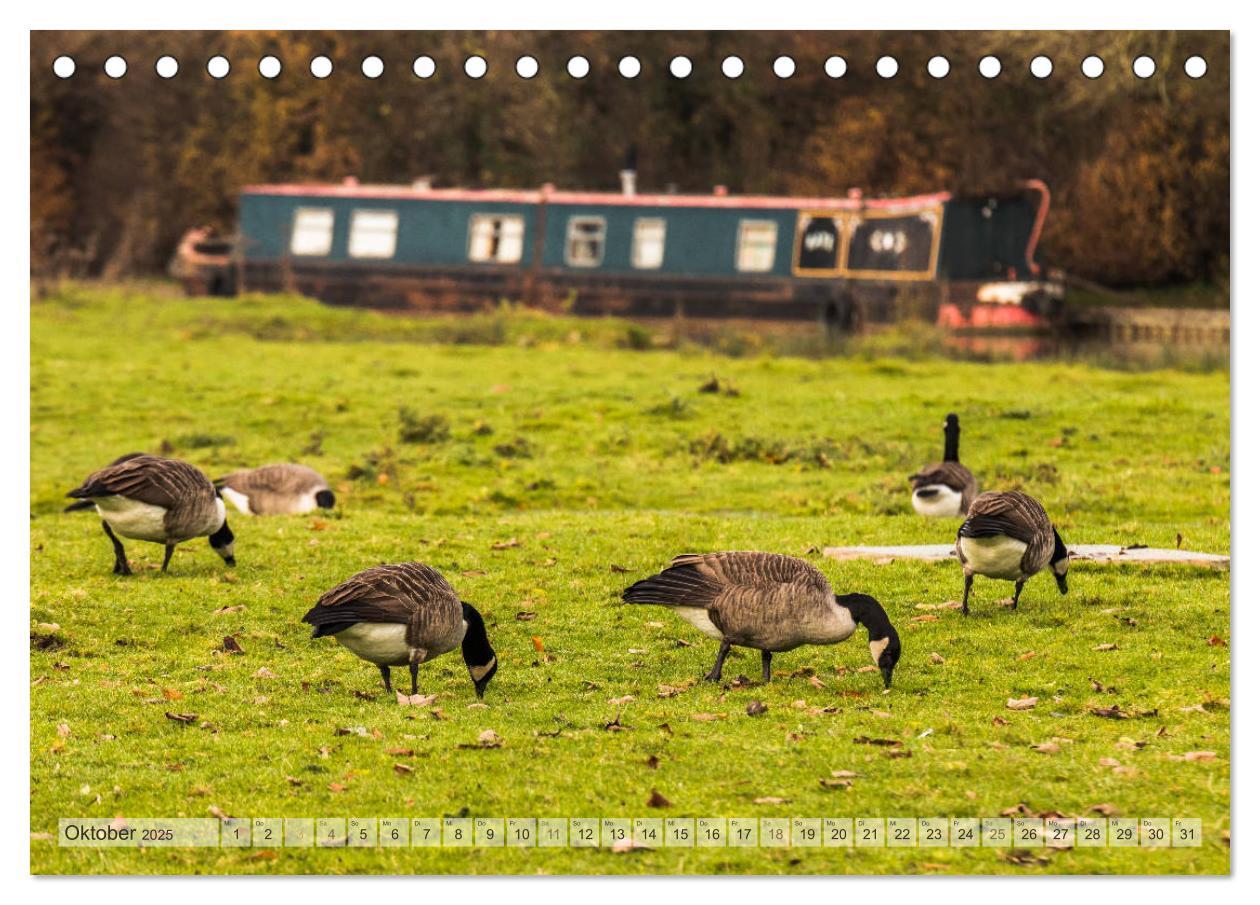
[30,285,1230,875]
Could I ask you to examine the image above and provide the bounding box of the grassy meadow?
[30,285,1230,875]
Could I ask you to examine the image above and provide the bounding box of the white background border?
[7,2,1242,900]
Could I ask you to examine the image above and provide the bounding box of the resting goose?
[622,552,901,688]
[216,463,334,516]
[956,491,1069,614]
[301,563,497,703]
[910,413,978,518]
[66,454,235,575]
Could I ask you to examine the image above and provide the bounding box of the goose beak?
[224,555,236,568]
[881,665,895,689]
[1056,573,1069,595]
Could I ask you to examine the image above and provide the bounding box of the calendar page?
[28,27,1230,878]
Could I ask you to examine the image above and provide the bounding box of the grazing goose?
[956,491,1069,614]
[216,463,334,516]
[622,552,901,689]
[910,413,978,518]
[301,563,497,703]
[65,454,235,575]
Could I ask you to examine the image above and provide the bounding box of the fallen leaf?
[808,676,826,689]
[491,538,520,550]
[1032,742,1061,754]
[930,652,945,665]
[853,736,901,747]
[646,789,672,808]
[610,564,632,573]
[1007,696,1038,711]
[222,636,244,655]
[746,700,768,717]
[531,636,545,653]
[213,605,245,616]
[611,837,651,853]
[253,667,277,679]
[1089,705,1129,720]
[1095,643,1118,651]
[334,726,369,737]
[328,782,347,793]
[691,712,727,722]
[754,797,787,805]
[515,612,537,622]
[1017,651,1037,661]
[819,778,852,789]
[608,695,636,705]
[386,747,415,757]
[1207,635,1226,647]
[56,723,71,737]
[209,806,229,819]
[393,763,414,776]
[1180,751,1217,762]
[645,755,659,769]
[477,729,503,748]
[164,711,197,724]
[992,716,1010,726]
[1098,757,1122,767]
[1000,849,1050,866]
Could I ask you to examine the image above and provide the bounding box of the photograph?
[27,28,1230,877]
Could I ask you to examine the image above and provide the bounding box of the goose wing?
[68,455,215,508]
[623,552,834,644]
[220,464,327,496]
[302,563,462,642]
[911,461,977,496]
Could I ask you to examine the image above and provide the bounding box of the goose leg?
[961,573,974,616]
[102,521,131,576]
[160,544,175,573]
[761,651,773,684]
[409,661,420,696]
[378,665,393,694]
[1012,580,1026,611]
[705,642,731,682]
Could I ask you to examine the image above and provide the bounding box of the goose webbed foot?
[761,650,772,684]
[704,642,731,682]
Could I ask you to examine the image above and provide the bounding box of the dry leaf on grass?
[929,652,945,665]
[213,605,245,616]
[393,763,414,776]
[164,711,197,724]
[222,636,244,655]
[853,736,901,747]
[1089,803,1118,816]
[609,564,632,574]
[1095,643,1119,652]
[608,695,636,705]
[691,712,727,722]
[1007,696,1038,711]
[1179,751,1217,762]
[1031,742,1061,754]
[819,778,852,789]
[645,755,659,769]
[515,612,536,622]
[253,667,277,679]
[490,538,520,550]
[754,796,788,805]
[746,701,768,717]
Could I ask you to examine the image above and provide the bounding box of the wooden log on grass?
[823,544,1229,569]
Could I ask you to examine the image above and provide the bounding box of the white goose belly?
[93,495,169,543]
[673,607,725,641]
[335,621,466,667]
[912,484,964,517]
[959,535,1028,580]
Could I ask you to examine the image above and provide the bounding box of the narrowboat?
[173,175,1063,331]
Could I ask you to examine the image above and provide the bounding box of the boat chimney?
[847,187,863,199]
[342,175,360,187]
[619,142,639,196]
[713,184,728,197]
[411,176,433,191]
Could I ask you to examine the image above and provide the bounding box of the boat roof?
[241,182,953,212]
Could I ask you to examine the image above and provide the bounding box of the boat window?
[736,220,778,272]
[468,214,525,264]
[565,216,606,267]
[289,207,334,256]
[348,209,399,259]
[631,217,667,269]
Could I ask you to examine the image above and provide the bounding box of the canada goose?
[622,552,901,689]
[956,491,1069,614]
[301,563,497,703]
[216,464,334,516]
[910,413,978,517]
[65,454,235,575]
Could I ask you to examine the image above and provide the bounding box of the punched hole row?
[51,53,1211,82]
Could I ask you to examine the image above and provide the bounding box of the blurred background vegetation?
[31,30,1228,294]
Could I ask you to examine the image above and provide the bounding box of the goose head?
[1050,528,1070,594]
[461,602,498,699]
[837,593,902,689]
[315,489,336,509]
[208,517,236,567]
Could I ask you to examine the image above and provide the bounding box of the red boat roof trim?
[240,183,953,211]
